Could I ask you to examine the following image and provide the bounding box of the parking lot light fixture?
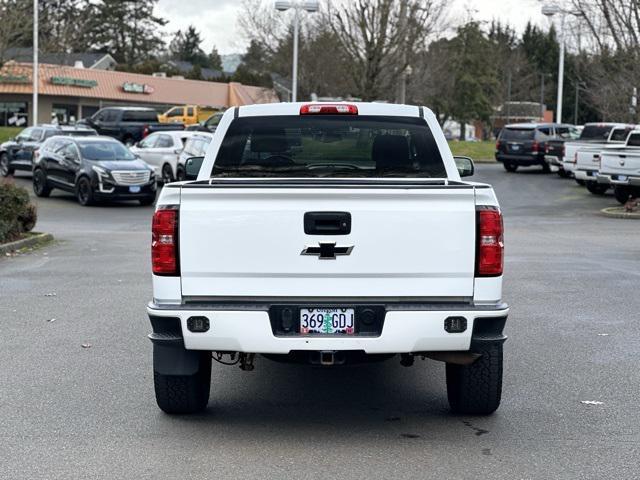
[542,2,565,124]
[274,0,320,102]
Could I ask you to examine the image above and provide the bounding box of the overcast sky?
[156,0,547,55]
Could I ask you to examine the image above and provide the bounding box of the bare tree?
[328,0,448,101]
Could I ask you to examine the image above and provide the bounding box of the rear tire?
[33,169,51,197]
[575,178,585,186]
[614,186,634,204]
[541,163,551,173]
[161,163,174,184]
[0,152,13,177]
[176,165,186,181]
[586,181,608,195]
[76,176,95,206]
[557,168,570,178]
[503,163,518,173]
[154,352,211,414]
[446,343,503,415]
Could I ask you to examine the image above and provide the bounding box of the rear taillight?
[573,152,578,163]
[142,125,150,138]
[300,104,358,115]
[476,208,504,277]
[561,146,565,157]
[152,206,179,276]
[495,140,501,151]
[532,141,539,153]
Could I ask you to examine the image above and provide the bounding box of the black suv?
[0,124,97,177]
[495,123,578,172]
[33,136,157,206]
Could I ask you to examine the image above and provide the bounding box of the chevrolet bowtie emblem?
[301,242,354,260]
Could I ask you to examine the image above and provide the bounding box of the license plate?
[129,186,141,193]
[300,308,355,335]
[617,175,628,181]
[511,144,521,151]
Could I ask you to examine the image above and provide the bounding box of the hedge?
[0,180,37,243]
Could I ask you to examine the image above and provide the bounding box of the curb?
[0,232,54,255]
[600,207,640,220]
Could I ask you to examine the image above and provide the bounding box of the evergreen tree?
[169,25,208,67]
[85,0,167,66]
[208,46,223,71]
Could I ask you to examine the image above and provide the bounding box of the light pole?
[542,3,564,124]
[32,0,38,126]
[275,0,319,102]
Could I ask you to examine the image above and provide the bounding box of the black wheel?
[154,352,211,414]
[541,163,551,173]
[162,164,174,184]
[33,169,52,197]
[446,343,503,415]
[613,186,634,204]
[557,168,570,178]
[503,163,518,173]
[585,181,608,195]
[123,136,135,147]
[76,176,95,206]
[139,195,156,206]
[575,178,585,186]
[176,165,186,181]
[0,152,13,177]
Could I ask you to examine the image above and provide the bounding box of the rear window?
[211,115,446,178]
[627,133,640,147]
[610,128,632,142]
[122,110,158,122]
[580,125,614,141]
[500,128,535,141]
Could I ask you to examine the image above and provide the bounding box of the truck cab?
[597,131,640,203]
[147,102,508,416]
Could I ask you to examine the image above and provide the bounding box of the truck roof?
[237,102,427,118]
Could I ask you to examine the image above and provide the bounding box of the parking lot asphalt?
[1,164,639,479]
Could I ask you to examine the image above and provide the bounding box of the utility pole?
[540,74,546,120]
[506,72,512,124]
[32,0,38,126]
[574,83,579,125]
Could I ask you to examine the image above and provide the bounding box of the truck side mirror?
[185,156,204,181]
[454,156,474,177]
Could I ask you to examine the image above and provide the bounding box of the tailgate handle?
[304,212,351,235]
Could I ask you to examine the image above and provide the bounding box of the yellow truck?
[158,105,217,125]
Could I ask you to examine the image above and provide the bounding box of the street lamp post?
[275,0,319,102]
[542,3,564,124]
[32,0,38,126]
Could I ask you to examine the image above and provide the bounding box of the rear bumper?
[545,155,563,167]
[597,173,640,186]
[575,169,600,182]
[495,153,544,166]
[147,302,509,354]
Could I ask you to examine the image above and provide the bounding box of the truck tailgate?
[179,186,477,299]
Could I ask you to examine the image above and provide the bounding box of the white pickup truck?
[574,126,636,195]
[562,123,632,182]
[147,102,508,416]
[597,131,640,203]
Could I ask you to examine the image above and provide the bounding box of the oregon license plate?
[300,308,355,335]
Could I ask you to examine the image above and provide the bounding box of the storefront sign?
[0,74,29,84]
[122,82,154,94]
[50,76,98,88]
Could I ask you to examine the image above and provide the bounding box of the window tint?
[166,107,183,118]
[212,115,446,178]
[78,141,136,161]
[500,128,535,141]
[155,135,174,148]
[61,143,79,161]
[627,133,640,147]
[610,128,632,142]
[16,127,33,141]
[122,110,158,122]
[580,125,614,140]
[205,113,222,128]
[187,107,195,116]
[537,127,551,136]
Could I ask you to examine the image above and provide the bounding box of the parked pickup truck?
[147,102,508,416]
[78,107,184,146]
[597,131,640,203]
[575,128,639,195]
[561,123,633,182]
[158,105,217,125]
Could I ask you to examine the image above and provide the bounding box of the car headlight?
[92,165,109,177]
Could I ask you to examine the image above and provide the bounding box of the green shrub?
[0,179,37,243]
